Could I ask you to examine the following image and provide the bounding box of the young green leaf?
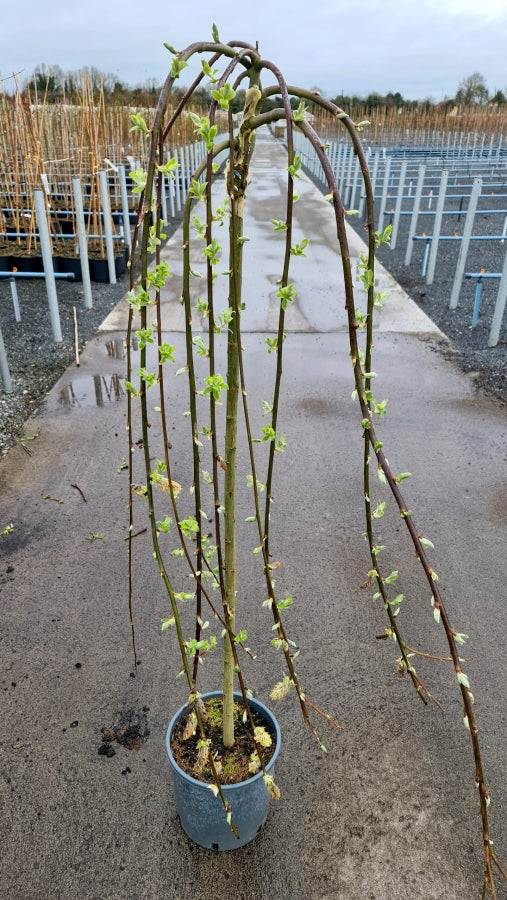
[130,113,149,135]
[211,83,235,111]
[293,101,307,122]
[171,58,188,79]
[457,671,470,689]
[159,343,175,364]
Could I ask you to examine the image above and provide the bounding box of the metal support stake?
[33,189,63,342]
[167,151,176,218]
[379,157,392,233]
[472,279,483,327]
[0,321,13,393]
[360,150,378,220]
[98,170,117,284]
[405,165,426,266]
[450,177,482,309]
[348,156,361,210]
[176,147,184,211]
[426,169,449,285]
[179,146,187,204]
[344,144,355,207]
[160,173,168,227]
[390,159,407,251]
[338,144,348,197]
[10,277,21,321]
[72,176,93,308]
[118,165,132,252]
[184,145,191,198]
[421,238,431,278]
[489,247,507,347]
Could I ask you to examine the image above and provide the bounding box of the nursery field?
[0,102,506,900]
[1,100,506,461]
[299,117,507,404]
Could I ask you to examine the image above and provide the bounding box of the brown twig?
[71,483,87,502]
[123,527,147,541]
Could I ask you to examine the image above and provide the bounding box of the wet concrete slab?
[100,129,444,337]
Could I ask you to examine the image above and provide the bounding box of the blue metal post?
[421,238,431,278]
[472,279,483,327]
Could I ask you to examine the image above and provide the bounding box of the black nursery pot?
[9,255,43,273]
[89,253,127,283]
[58,256,85,282]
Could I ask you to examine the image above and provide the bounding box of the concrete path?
[100,129,441,337]
[0,130,506,900]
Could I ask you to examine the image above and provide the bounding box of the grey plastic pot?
[165,691,281,850]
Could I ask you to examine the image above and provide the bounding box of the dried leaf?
[158,478,182,496]
[270,675,293,700]
[180,711,197,740]
[249,752,261,774]
[254,726,272,748]
[195,697,208,722]
[194,742,209,773]
[264,774,281,800]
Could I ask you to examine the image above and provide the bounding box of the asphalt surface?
[1,129,506,900]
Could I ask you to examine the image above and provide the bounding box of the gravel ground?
[1,178,506,461]
[348,191,507,406]
[307,158,506,407]
[0,209,181,460]
[0,263,134,459]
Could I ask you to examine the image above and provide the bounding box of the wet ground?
[0,130,506,900]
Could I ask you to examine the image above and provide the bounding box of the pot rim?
[165,690,281,791]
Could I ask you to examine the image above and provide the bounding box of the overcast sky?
[1,0,506,101]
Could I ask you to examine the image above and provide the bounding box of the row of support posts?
[292,130,506,347]
[0,137,229,393]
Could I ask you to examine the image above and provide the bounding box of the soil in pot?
[170,696,277,784]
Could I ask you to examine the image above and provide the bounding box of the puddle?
[104,337,138,360]
[57,373,126,409]
[53,338,140,411]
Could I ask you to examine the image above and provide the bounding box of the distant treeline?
[12,65,507,112]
